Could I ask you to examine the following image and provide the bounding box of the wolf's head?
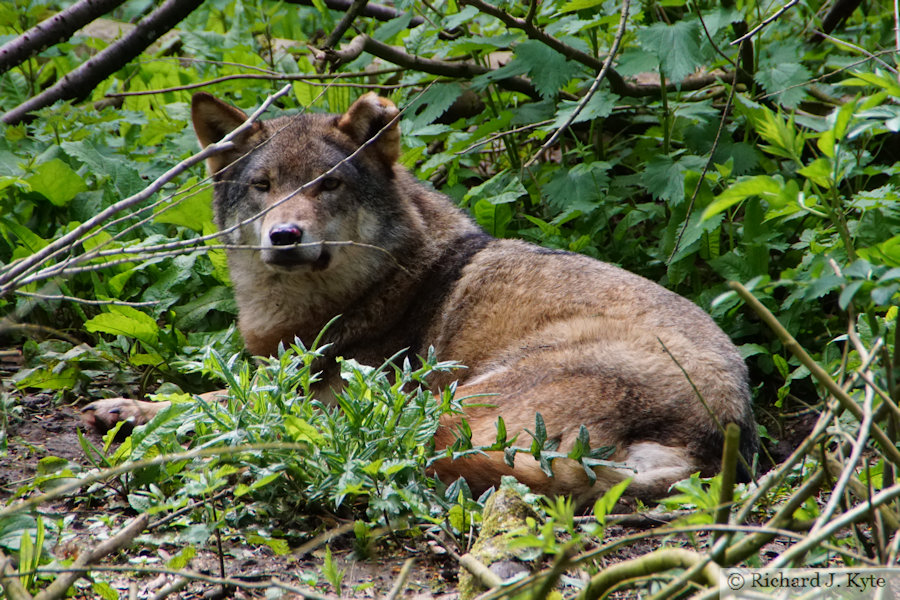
[191,92,407,275]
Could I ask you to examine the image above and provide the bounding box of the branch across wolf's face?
[190,93,405,275]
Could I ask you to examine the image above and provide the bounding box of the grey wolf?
[84,92,757,505]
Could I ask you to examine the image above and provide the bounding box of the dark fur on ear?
[336,93,401,169]
[191,92,264,174]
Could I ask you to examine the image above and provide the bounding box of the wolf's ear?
[191,92,263,173]
[337,93,401,168]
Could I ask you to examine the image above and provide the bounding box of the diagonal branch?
[0,0,129,75]
[324,0,370,49]
[318,34,543,99]
[282,0,424,26]
[2,0,204,125]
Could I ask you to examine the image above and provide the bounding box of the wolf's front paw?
[81,398,164,432]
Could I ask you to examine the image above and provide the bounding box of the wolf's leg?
[81,390,227,431]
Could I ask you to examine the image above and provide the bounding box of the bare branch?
[0,0,129,74]
[731,0,800,46]
[32,513,149,600]
[281,0,424,26]
[2,0,205,124]
[324,0,370,50]
[103,67,406,97]
[318,34,543,99]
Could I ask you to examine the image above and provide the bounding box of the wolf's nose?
[269,224,303,246]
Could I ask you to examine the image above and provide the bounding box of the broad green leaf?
[26,158,86,206]
[638,20,705,83]
[465,171,527,205]
[285,415,325,444]
[14,367,80,390]
[246,533,291,555]
[643,156,687,204]
[702,175,792,220]
[154,179,214,231]
[472,199,512,237]
[61,139,145,198]
[755,62,811,109]
[514,40,585,99]
[542,162,610,214]
[559,0,606,12]
[797,158,833,187]
[84,306,159,345]
[0,217,48,254]
[547,92,617,129]
[174,286,235,328]
[165,546,197,569]
[402,83,463,131]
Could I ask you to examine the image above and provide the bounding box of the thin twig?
[731,0,800,45]
[32,513,149,600]
[0,549,34,600]
[105,71,427,97]
[15,290,158,307]
[523,0,630,168]
[668,68,738,263]
[385,558,416,600]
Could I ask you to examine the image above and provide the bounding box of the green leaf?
[514,40,585,99]
[548,92,617,129]
[174,286,235,329]
[84,306,160,345]
[755,62,811,109]
[839,280,865,310]
[154,179,213,231]
[638,20,705,83]
[402,83,463,132]
[246,533,291,555]
[593,478,632,526]
[643,156,687,204]
[61,139,145,197]
[542,162,610,214]
[560,0,606,12]
[14,367,80,391]
[285,415,325,445]
[26,158,87,206]
[702,175,793,221]
[166,546,197,569]
[465,171,527,205]
[0,217,48,254]
[735,97,805,163]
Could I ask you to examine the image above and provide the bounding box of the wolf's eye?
[320,176,341,191]
[250,178,270,192]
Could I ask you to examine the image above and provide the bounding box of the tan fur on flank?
[84,93,758,504]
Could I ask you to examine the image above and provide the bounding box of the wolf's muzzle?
[262,223,331,271]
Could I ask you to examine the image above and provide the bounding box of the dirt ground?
[0,345,811,599]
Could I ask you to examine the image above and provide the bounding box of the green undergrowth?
[3,0,900,597]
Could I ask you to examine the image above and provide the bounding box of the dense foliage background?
[2,0,900,597]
